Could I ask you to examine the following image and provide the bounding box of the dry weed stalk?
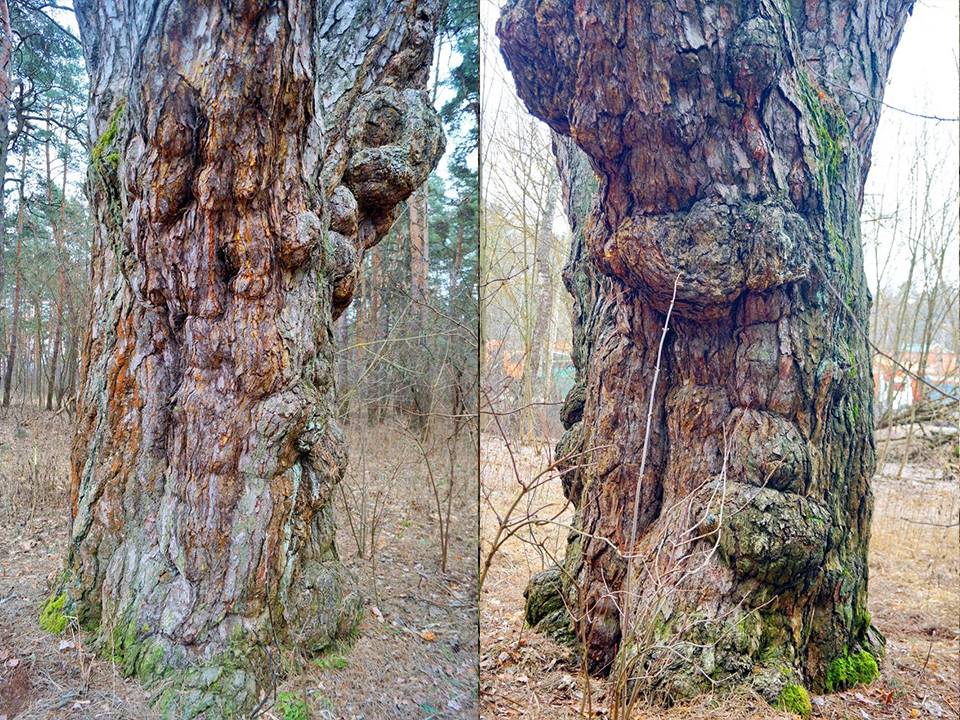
[478,386,603,594]
[338,427,402,560]
[607,277,780,718]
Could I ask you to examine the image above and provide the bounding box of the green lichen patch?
[826,650,879,693]
[149,658,257,720]
[39,593,69,635]
[104,617,170,682]
[89,100,127,239]
[797,71,847,190]
[91,101,126,172]
[776,684,812,719]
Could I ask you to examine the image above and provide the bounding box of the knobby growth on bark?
[499,0,914,706]
[50,1,444,716]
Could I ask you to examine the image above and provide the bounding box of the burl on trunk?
[44,1,443,716]
[500,0,913,708]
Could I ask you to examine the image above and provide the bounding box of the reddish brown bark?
[56,1,444,716]
[501,0,913,703]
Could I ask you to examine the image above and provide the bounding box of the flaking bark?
[58,1,444,716]
[500,0,912,702]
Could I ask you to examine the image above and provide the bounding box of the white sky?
[862,0,959,293]
[481,0,960,295]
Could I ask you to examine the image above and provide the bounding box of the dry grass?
[0,410,161,720]
[304,423,478,719]
[479,431,960,720]
[0,410,478,720]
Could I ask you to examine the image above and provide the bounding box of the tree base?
[523,567,576,645]
[43,561,361,719]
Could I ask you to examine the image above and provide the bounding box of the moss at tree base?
[776,684,812,719]
[44,565,362,720]
[39,593,68,635]
[523,567,577,645]
[825,650,879,693]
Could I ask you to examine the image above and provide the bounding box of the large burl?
[499,0,912,705]
[57,1,443,717]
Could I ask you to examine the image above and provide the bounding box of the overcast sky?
[862,0,959,291]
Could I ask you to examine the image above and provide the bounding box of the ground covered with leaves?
[0,412,477,719]
[480,434,959,720]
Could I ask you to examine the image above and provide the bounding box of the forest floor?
[0,411,478,720]
[480,433,960,720]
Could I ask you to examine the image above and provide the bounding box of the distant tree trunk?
[2,150,25,407]
[370,242,382,333]
[410,182,430,324]
[528,173,558,397]
[46,134,68,410]
[32,293,41,404]
[59,288,79,410]
[56,2,443,716]
[501,0,913,702]
[452,221,464,297]
[367,242,383,422]
[409,181,432,427]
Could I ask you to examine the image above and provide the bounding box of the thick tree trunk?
[0,0,11,347]
[55,2,443,716]
[500,0,913,704]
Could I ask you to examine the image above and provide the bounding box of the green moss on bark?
[91,101,126,171]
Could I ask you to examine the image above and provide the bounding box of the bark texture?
[57,2,443,716]
[499,0,912,702]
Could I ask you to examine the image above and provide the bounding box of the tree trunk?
[56,2,443,716]
[500,0,913,704]
[366,242,383,422]
[0,0,11,349]
[46,133,68,411]
[527,172,558,397]
[408,180,432,428]
[2,150,25,407]
[410,181,431,324]
[32,293,42,404]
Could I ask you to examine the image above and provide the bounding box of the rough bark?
[500,0,912,703]
[0,0,11,339]
[55,2,443,717]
